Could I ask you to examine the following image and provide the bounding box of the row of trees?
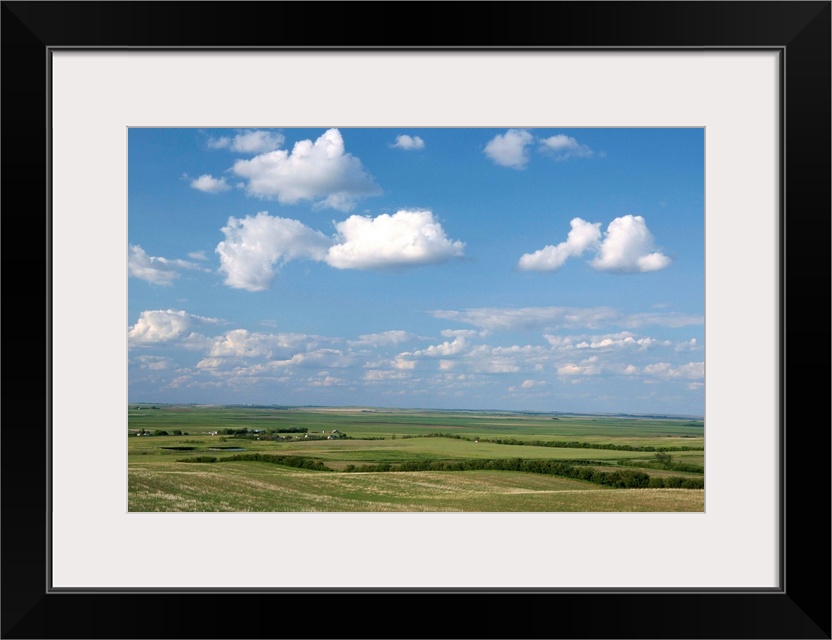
[177,452,331,471]
[222,453,331,471]
[343,457,702,489]
[401,432,703,453]
[176,452,703,489]
[219,427,308,436]
[136,429,187,436]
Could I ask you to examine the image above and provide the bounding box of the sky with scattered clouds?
[129,127,704,414]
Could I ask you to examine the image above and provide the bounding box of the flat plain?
[128,404,704,512]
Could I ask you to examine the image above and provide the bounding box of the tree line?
[400,432,703,452]
[177,452,703,489]
[343,457,703,489]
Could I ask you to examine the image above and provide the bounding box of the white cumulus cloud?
[128,309,220,345]
[392,134,425,151]
[231,128,381,211]
[216,212,331,291]
[230,130,285,153]
[325,210,465,270]
[208,130,285,153]
[409,336,469,358]
[538,134,594,160]
[208,329,310,359]
[591,215,671,273]
[557,357,601,377]
[190,174,231,194]
[574,331,663,350]
[518,218,602,271]
[129,245,206,286]
[392,357,416,370]
[484,129,534,168]
[518,215,670,273]
[643,361,704,380]
[308,375,344,387]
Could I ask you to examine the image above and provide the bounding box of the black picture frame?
[2,2,829,638]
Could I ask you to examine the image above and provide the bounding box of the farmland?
[128,404,704,512]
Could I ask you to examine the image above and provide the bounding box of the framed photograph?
[125,124,707,516]
[3,2,829,638]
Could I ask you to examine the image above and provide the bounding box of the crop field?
[128,405,704,512]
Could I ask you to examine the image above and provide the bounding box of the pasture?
[128,405,704,512]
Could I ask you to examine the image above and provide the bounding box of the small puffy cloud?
[557,363,583,376]
[232,128,381,211]
[538,134,594,160]
[128,309,220,345]
[509,379,545,391]
[207,136,231,149]
[326,210,465,270]
[190,174,231,194]
[229,130,285,154]
[518,215,669,274]
[643,361,704,380]
[216,212,331,291]
[308,375,344,387]
[591,215,671,273]
[135,355,174,370]
[129,245,206,286]
[196,357,226,370]
[350,331,416,347]
[392,357,416,370]
[208,329,310,359]
[675,338,699,352]
[557,358,601,377]
[243,348,351,372]
[518,218,602,271]
[574,331,664,350]
[484,129,534,168]
[544,335,576,349]
[392,134,425,151]
[208,130,285,153]
[409,336,469,358]
[187,250,208,261]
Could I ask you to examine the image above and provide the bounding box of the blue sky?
[128,127,704,415]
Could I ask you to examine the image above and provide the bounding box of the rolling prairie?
[128,405,704,512]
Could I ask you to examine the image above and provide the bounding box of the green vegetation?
[128,405,704,512]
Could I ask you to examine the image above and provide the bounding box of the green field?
[128,405,704,512]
